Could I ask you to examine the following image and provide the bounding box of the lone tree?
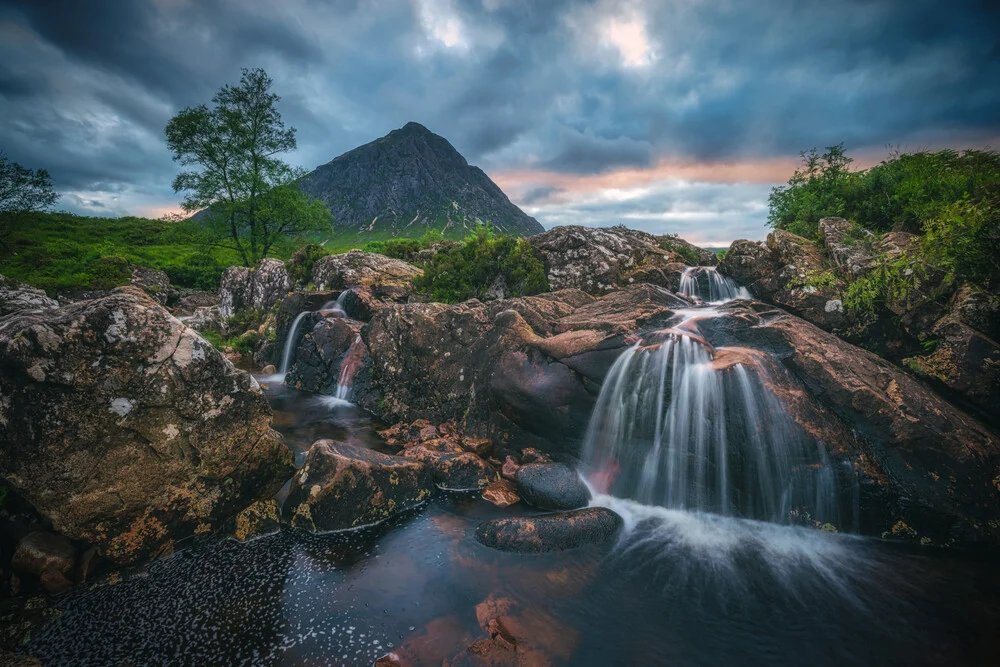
[0,153,59,252]
[166,68,330,266]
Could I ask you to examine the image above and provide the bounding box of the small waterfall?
[321,291,348,316]
[582,321,842,527]
[278,312,310,375]
[333,335,365,402]
[678,266,752,303]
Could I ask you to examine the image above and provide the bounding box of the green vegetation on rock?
[413,224,548,303]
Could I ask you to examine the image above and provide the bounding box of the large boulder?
[130,266,173,305]
[219,258,290,319]
[514,463,591,510]
[0,275,57,317]
[528,225,711,296]
[357,284,689,454]
[311,251,422,297]
[0,287,294,565]
[718,230,847,331]
[698,301,1000,544]
[283,441,433,531]
[285,315,366,395]
[475,508,623,553]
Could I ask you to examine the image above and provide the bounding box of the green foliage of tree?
[768,145,1000,239]
[767,144,854,239]
[413,224,548,303]
[287,243,331,287]
[166,68,331,266]
[658,234,702,265]
[1,153,59,253]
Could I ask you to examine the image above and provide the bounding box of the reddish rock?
[403,447,494,491]
[501,456,520,480]
[461,437,493,458]
[11,532,76,579]
[475,508,623,553]
[519,448,551,464]
[261,364,277,375]
[482,479,520,508]
[374,652,403,667]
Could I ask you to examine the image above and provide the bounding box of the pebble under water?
[24,383,1000,666]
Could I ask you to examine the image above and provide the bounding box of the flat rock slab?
[284,440,433,532]
[514,463,591,510]
[475,507,624,553]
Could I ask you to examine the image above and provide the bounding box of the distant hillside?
[297,122,543,239]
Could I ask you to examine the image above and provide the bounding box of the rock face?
[285,314,366,394]
[475,508,624,553]
[311,251,422,295]
[528,226,711,295]
[283,441,433,532]
[219,258,290,319]
[0,274,57,316]
[718,230,847,330]
[513,463,591,510]
[297,121,544,237]
[0,287,294,564]
[357,284,690,454]
[699,300,1000,543]
[818,217,879,279]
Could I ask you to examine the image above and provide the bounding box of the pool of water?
[25,381,1000,666]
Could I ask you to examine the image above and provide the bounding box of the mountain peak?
[299,125,543,238]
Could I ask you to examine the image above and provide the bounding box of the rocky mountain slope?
[297,122,544,238]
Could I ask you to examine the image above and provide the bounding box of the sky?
[1,0,998,245]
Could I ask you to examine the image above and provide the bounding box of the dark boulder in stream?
[284,440,433,532]
[475,507,623,553]
[0,287,294,565]
[514,463,591,510]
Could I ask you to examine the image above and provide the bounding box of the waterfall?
[333,335,365,402]
[582,319,843,527]
[321,291,348,316]
[278,312,310,375]
[678,266,752,303]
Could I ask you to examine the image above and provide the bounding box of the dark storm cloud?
[0,0,997,239]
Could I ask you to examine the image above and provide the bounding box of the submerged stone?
[514,463,591,510]
[475,508,623,553]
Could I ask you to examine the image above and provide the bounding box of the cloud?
[0,0,997,240]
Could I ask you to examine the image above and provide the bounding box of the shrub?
[414,224,548,303]
[287,243,331,287]
[85,255,132,290]
[659,235,702,265]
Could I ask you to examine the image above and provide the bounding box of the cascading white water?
[321,290,348,316]
[278,311,310,375]
[678,266,752,303]
[333,335,364,402]
[582,319,842,526]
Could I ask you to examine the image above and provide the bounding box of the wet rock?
[0,274,57,316]
[283,441,433,531]
[233,499,282,541]
[261,364,277,375]
[481,479,520,508]
[501,456,520,480]
[11,532,76,580]
[514,463,591,510]
[403,447,495,491]
[475,508,624,553]
[903,316,1000,416]
[311,251,421,294]
[358,284,685,455]
[0,287,294,565]
[374,653,403,667]
[219,258,290,319]
[519,448,551,464]
[699,301,1000,543]
[528,225,713,296]
[285,315,365,394]
[461,437,493,458]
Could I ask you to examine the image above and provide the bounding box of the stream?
[24,270,1000,666]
